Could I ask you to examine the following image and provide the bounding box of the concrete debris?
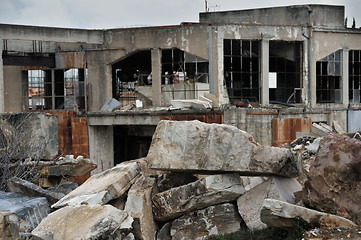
[300,134,361,225]
[52,161,141,208]
[0,191,50,234]
[310,123,332,136]
[170,99,212,109]
[32,205,133,240]
[305,137,322,154]
[125,176,157,240]
[152,173,244,221]
[260,199,357,229]
[237,177,302,230]
[100,98,121,112]
[7,177,65,205]
[0,113,58,160]
[170,203,244,240]
[147,120,300,177]
[5,121,359,239]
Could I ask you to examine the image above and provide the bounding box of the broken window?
[316,50,342,103]
[223,39,260,103]
[269,41,302,103]
[27,70,46,110]
[24,68,86,110]
[112,51,151,106]
[349,50,361,103]
[161,49,209,104]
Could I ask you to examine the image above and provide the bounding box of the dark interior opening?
[112,50,151,102]
[223,39,260,103]
[269,41,302,103]
[113,125,156,165]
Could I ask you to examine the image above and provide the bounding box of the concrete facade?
[1,5,361,172]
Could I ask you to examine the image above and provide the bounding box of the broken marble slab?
[32,205,133,240]
[52,161,141,208]
[152,173,244,221]
[0,191,50,234]
[147,120,300,177]
[170,203,244,240]
[237,177,302,230]
[125,176,157,240]
[260,199,357,230]
[7,177,64,205]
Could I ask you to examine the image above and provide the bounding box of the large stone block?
[170,203,244,240]
[300,134,361,225]
[52,161,141,208]
[0,191,50,233]
[32,205,133,240]
[147,120,300,177]
[0,113,58,160]
[237,177,302,229]
[260,199,356,229]
[152,173,244,221]
[125,176,157,240]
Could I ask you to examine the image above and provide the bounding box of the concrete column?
[151,48,162,107]
[51,69,55,110]
[0,40,4,113]
[261,39,269,106]
[89,125,114,174]
[342,48,349,107]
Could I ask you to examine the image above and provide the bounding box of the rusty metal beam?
[2,53,55,67]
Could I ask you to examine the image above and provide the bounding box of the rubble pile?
[0,120,359,239]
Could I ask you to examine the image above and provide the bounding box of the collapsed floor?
[0,120,360,240]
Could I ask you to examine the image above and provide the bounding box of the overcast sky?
[0,0,360,29]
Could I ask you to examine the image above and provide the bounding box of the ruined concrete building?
[1,5,361,173]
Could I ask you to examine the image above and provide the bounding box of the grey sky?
[0,0,360,29]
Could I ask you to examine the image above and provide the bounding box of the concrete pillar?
[151,48,162,107]
[0,40,4,113]
[342,48,349,107]
[261,39,269,106]
[89,125,114,174]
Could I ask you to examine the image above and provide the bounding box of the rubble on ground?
[1,120,359,239]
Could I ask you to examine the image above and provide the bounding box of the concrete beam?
[261,39,269,106]
[151,48,162,107]
[87,115,161,126]
[0,24,104,44]
[0,40,4,113]
[342,48,349,107]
